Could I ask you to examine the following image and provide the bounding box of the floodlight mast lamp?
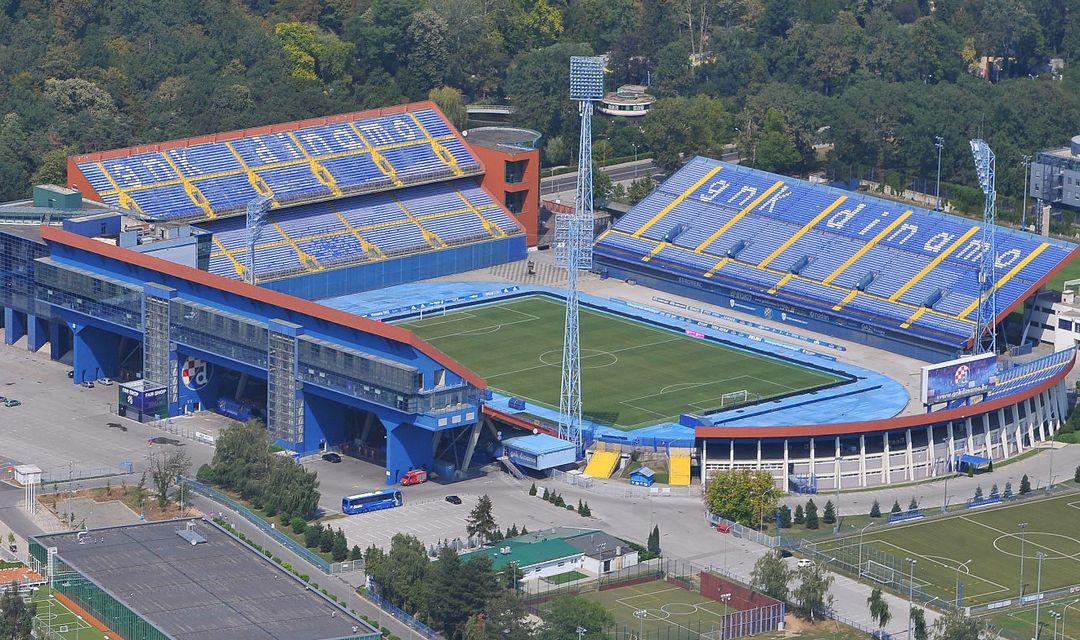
[245,195,273,285]
[969,139,997,355]
[557,56,604,452]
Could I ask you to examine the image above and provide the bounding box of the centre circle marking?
[991,532,1080,560]
[660,603,700,616]
[538,348,618,369]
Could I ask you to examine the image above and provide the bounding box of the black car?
[67,370,74,379]
[321,452,342,463]
[445,495,462,505]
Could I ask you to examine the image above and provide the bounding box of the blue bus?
[342,489,404,515]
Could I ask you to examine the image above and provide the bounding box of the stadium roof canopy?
[35,518,375,640]
[66,101,481,224]
[596,156,1079,349]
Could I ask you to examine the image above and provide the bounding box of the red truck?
[400,469,428,486]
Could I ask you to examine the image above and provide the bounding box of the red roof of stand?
[695,353,1072,440]
[39,226,487,390]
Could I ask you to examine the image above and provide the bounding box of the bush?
[908,498,918,511]
[305,523,323,549]
[291,517,307,535]
[350,545,363,561]
[890,500,902,514]
[1020,474,1031,495]
[320,526,335,553]
[529,483,537,496]
[869,500,881,518]
[195,464,215,483]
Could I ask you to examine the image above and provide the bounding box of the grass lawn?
[810,492,1080,607]
[577,579,732,638]
[400,295,846,429]
[1048,254,1080,292]
[30,587,111,640]
[981,593,1080,640]
[544,570,588,584]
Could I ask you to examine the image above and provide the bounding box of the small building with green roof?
[459,527,639,581]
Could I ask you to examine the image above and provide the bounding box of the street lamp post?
[1050,611,1061,640]
[635,609,647,640]
[576,626,587,640]
[955,559,972,608]
[858,523,874,577]
[1021,155,1032,229]
[942,469,951,514]
[1062,598,1080,640]
[1035,552,1046,640]
[934,136,945,211]
[1019,522,1029,598]
[907,558,918,640]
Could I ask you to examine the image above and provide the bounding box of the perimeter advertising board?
[921,353,998,405]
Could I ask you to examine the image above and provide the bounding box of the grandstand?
[69,105,480,222]
[67,102,528,294]
[595,157,1079,358]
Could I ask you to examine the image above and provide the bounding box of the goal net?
[719,390,749,409]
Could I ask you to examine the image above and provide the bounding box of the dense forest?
[0,0,1077,223]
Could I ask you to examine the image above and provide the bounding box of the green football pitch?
[578,580,732,639]
[811,493,1080,608]
[399,295,845,429]
[29,587,111,640]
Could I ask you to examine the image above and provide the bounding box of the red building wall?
[472,145,540,246]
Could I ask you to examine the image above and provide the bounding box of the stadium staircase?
[668,447,692,486]
[496,455,526,480]
[583,449,620,479]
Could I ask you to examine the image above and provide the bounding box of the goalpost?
[863,559,898,586]
[719,390,749,409]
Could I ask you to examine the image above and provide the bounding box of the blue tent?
[630,466,655,487]
[955,453,992,472]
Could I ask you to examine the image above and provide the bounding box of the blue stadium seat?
[595,156,1078,347]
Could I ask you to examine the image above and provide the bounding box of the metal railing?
[705,511,782,549]
[180,476,358,575]
[40,462,134,484]
[366,587,442,639]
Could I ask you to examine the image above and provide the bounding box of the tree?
[704,469,777,527]
[909,497,919,511]
[539,595,614,640]
[274,22,352,86]
[429,87,467,131]
[1075,465,1080,484]
[627,175,657,204]
[578,501,592,517]
[792,562,834,621]
[467,494,498,542]
[794,504,805,525]
[401,10,451,98]
[868,587,891,630]
[305,523,323,549]
[753,108,801,173]
[320,525,335,553]
[291,516,307,535]
[506,524,519,538]
[0,581,35,639]
[990,483,1000,498]
[529,482,537,496]
[1004,482,1013,498]
[641,95,734,170]
[506,42,593,142]
[870,500,882,518]
[350,545,363,561]
[331,528,348,562]
[912,606,928,640]
[148,448,191,509]
[1020,474,1031,495]
[822,500,836,525]
[891,500,902,515]
[974,486,983,501]
[778,505,792,529]
[804,499,819,530]
[647,525,661,555]
[751,550,793,602]
[931,609,983,640]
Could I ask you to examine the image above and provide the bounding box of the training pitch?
[579,580,732,639]
[812,492,1080,607]
[30,587,109,640]
[399,295,845,428]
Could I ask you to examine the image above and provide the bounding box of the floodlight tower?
[970,139,998,355]
[556,56,604,452]
[245,195,273,285]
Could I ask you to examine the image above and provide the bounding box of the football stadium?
[0,99,1076,489]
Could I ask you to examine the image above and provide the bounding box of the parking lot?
[0,344,215,479]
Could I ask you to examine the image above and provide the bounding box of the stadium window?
[505,160,527,184]
[505,191,526,215]
[1059,319,1073,331]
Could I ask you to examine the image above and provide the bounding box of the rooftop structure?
[599,85,656,118]
[1030,134,1080,214]
[31,518,378,640]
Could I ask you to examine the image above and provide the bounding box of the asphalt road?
[540,159,663,195]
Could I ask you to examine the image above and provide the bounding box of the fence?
[366,585,442,640]
[40,462,134,484]
[704,511,782,549]
[145,417,217,445]
[522,557,784,640]
[548,470,699,499]
[180,476,358,575]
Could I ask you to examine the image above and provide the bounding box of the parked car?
[98,377,114,386]
[81,381,94,389]
[796,558,815,568]
[67,370,74,379]
[321,452,342,463]
[4,399,21,407]
[444,495,462,505]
